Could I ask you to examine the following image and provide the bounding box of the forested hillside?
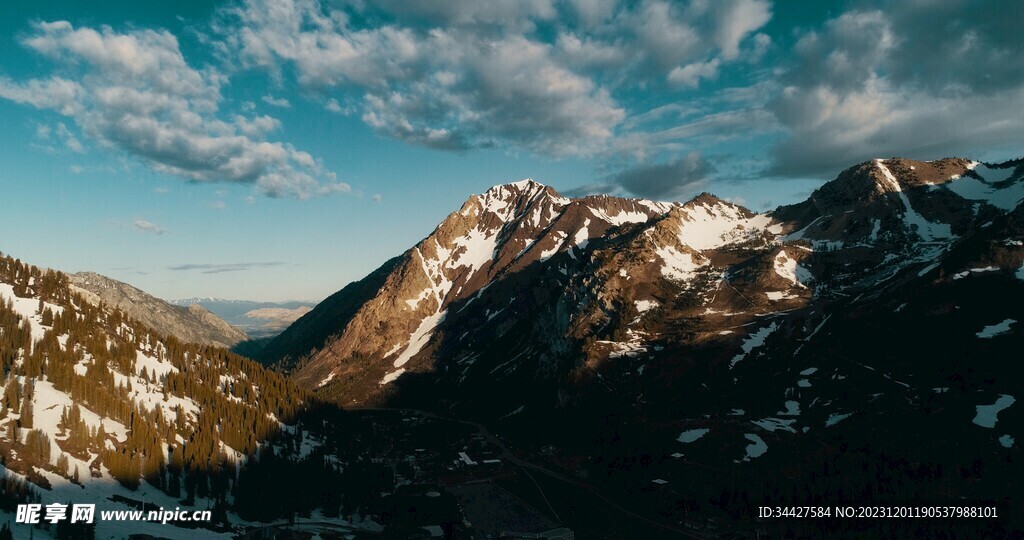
[0,253,373,538]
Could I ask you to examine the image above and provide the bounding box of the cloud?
[167,261,285,273]
[565,0,617,28]
[345,0,558,29]
[768,3,1024,177]
[218,0,625,155]
[261,94,290,108]
[213,0,771,157]
[668,59,721,88]
[709,0,772,60]
[0,21,346,198]
[611,107,779,162]
[605,152,715,200]
[372,194,382,203]
[33,121,84,153]
[567,152,716,200]
[133,219,167,235]
[324,99,343,113]
[57,123,85,152]
[556,0,771,78]
[0,76,83,115]
[561,181,619,198]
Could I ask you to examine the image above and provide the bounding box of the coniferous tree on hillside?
[18,382,33,430]
[0,251,328,518]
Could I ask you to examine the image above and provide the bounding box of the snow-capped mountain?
[250,156,1023,531]
[261,157,1023,428]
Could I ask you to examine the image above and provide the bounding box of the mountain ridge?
[69,271,249,348]
[259,156,1024,415]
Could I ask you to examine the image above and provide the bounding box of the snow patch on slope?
[676,203,772,250]
[380,368,406,385]
[635,300,658,314]
[742,434,768,461]
[875,160,953,241]
[976,319,1016,338]
[826,412,853,427]
[773,250,811,288]
[730,322,779,369]
[677,428,709,443]
[973,395,1015,428]
[656,246,705,281]
[945,163,1024,211]
[573,219,592,250]
[449,227,499,276]
[589,206,652,227]
[0,283,61,342]
[393,311,447,368]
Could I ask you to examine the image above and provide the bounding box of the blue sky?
[1,0,1021,301]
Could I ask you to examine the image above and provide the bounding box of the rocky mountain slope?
[263,159,1022,408]
[70,272,248,348]
[256,156,1024,532]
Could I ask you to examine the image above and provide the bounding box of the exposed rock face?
[69,272,248,348]
[262,159,1024,425]
[267,180,678,393]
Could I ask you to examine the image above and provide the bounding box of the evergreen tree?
[19,382,33,430]
[2,378,18,412]
[56,454,70,476]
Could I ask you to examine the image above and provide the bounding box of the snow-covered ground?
[655,245,705,282]
[729,323,779,368]
[677,428,709,443]
[973,394,1015,429]
[975,319,1016,338]
[675,202,772,250]
[741,434,768,461]
[945,163,1024,211]
[773,250,811,288]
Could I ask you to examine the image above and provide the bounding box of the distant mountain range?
[170,298,315,339]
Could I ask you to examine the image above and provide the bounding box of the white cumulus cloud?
[0,21,346,198]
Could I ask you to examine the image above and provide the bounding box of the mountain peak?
[681,192,735,208]
[480,178,555,200]
[507,178,544,189]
